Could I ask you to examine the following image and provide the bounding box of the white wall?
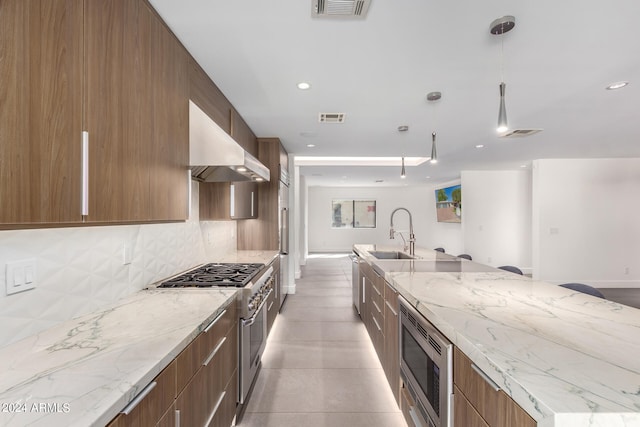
[307,185,463,254]
[0,182,237,348]
[532,158,640,287]
[462,170,532,271]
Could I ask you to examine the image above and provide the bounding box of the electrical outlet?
[6,259,37,295]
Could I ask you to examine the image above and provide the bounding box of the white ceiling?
[149,0,640,187]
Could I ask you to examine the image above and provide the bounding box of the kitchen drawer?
[370,281,384,318]
[454,385,489,427]
[208,370,238,427]
[107,360,176,427]
[266,285,277,335]
[202,325,237,427]
[176,301,237,393]
[175,319,238,427]
[454,347,535,427]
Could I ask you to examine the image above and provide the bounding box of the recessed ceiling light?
[237,167,247,172]
[425,176,431,179]
[520,164,527,168]
[297,82,311,90]
[475,144,485,149]
[306,144,316,148]
[606,81,629,90]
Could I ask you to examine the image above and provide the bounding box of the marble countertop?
[354,244,640,427]
[0,288,237,427]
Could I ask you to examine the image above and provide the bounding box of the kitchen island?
[354,244,640,427]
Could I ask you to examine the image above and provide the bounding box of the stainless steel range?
[157,262,274,416]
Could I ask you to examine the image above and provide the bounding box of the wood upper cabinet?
[1,0,189,227]
[230,109,258,155]
[188,59,232,134]
[454,347,536,427]
[84,0,189,222]
[237,138,288,250]
[0,0,84,225]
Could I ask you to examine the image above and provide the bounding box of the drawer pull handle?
[372,284,381,296]
[372,316,382,332]
[384,300,398,316]
[267,301,274,311]
[204,309,227,333]
[372,300,382,314]
[204,391,226,427]
[121,381,157,415]
[203,337,227,366]
[471,363,501,392]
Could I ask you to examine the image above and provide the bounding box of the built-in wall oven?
[399,296,453,427]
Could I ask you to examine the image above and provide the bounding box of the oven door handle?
[242,288,273,327]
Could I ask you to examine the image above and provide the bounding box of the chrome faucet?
[390,207,415,256]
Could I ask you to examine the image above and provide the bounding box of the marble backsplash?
[0,182,237,348]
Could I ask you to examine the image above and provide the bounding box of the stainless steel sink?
[369,250,416,260]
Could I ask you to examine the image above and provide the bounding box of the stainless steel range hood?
[189,100,270,182]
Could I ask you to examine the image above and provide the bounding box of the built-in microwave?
[399,296,453,427]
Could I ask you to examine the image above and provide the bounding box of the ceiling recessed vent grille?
[313,0,371,19]
[499,129,543,138]
[319,113,346,123]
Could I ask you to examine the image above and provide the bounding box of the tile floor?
[238,254,406,427]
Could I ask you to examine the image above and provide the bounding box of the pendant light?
[398,125,408,178]
[430,132,438,164]
[427,91,441,164]
[490,15,515,133]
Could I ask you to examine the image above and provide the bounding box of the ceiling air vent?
[319,113,346,123]
[312,0,371,19]
[499,129,543,138]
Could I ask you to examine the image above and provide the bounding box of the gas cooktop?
[158,263,265,288]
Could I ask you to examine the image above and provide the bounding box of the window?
[332,200,376,228]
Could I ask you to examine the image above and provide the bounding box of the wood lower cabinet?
[383,281,400,404]
[108,301,238,427]
[107,361,177,427]
[175,304,238,427]
[454,386,489,427]
[454,347,536,427]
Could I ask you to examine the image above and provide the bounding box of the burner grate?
[158,263,265,288]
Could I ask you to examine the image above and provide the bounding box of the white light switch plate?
[6,259,37,295]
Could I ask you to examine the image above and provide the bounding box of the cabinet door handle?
[204,309,227,333]
[267,301,274,312]
[471,363,501,392]
[372,300,382,314]
[175,409,180,427]
[230,184,235,217]
[81,131,89,216]
[203,337,227,366]
[251,191,254,216]
[204,391,226,427]
[120,381,157,415]
[362,277,365,303]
